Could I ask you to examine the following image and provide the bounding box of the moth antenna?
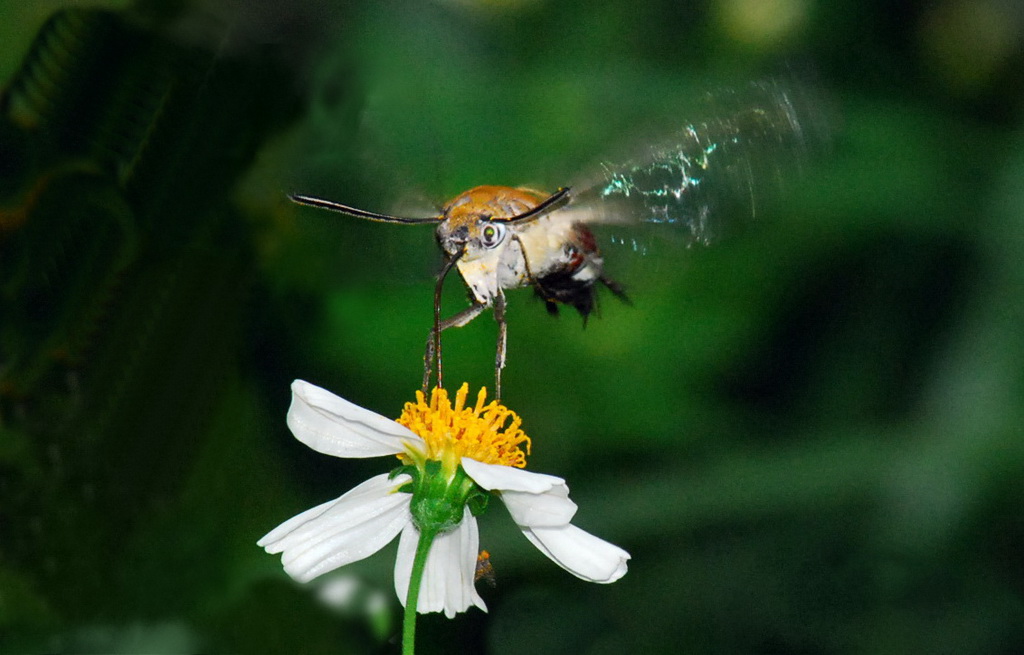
[289,194,441,225]
[504,187,572,225]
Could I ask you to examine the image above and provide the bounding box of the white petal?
[500,486,578,527]
[288,380,422,458]
[462,458,577,526]
[258,473,412,583]
[394,507,487,618]
[521,523,630,583]
[461,457,565,493]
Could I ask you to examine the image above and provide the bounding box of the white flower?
[258,380,630,618]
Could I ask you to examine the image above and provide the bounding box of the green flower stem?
[402,526,438,655]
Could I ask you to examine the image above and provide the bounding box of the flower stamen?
[396,384,531,469]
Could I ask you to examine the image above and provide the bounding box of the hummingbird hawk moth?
[290,79,824,397]
[290,183,625,398]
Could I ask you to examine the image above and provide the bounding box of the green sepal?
[407,461,483,535]
[389,464,418,494]
[467,488,490,517]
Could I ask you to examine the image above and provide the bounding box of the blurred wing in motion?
[561,79,828,248]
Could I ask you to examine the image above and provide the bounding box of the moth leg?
[493,291,507,400]
[423,302,487,393]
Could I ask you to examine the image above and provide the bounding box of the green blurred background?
[2,1,1023,653]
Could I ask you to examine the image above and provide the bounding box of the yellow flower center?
[396,384,531,469]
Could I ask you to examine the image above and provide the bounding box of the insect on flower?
[475,549,496,588]
[290,79,825,397]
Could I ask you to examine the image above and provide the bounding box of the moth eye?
[480,222,506,248]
